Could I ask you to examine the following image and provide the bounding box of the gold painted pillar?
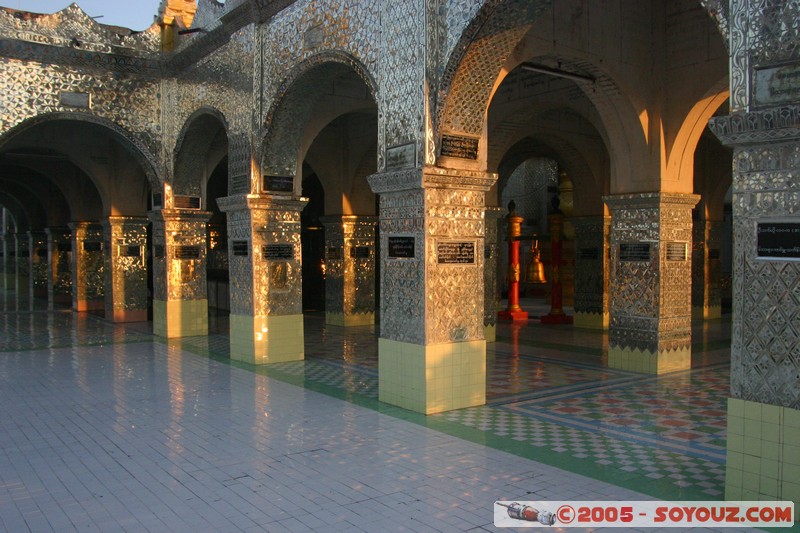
[14,233,30,298]
[68,222,105,313]
[218,195,307,364]
[321,215,378,327]
[368,166,495,414]
[28,231,48,300]
[604,193,699,373]
[102,217,149,323]
[571,216,610,329]
[45,227,72,309]
[149,209,211,338]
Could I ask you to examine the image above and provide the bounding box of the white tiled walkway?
[0,339,733,532]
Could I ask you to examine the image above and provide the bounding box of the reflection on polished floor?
[1,291,734,532]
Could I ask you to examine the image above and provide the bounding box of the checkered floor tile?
[0,293,733,502]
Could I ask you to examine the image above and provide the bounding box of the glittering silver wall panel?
[148,210,210,301]
[259,0,383,175]
[165,24,255,195]
[728,1,800,112]
[376,180,427,344]
[605,194,698,354]
[225,207,255,315]
[253,202,305,316]
[711,107,800,409]
[371,167,494,344]
[219,196,306,316]
[0,5,162,177]
[426,187,486,343]
[484,207,504,328]
[322,216,378,316]
[69,223,105,304]
[438,1,549,139]
[572,216,610,317]
[102,218,149,316]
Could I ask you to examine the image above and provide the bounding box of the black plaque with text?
[154,245,164,258]
[83,241,102,252]
[757,222,800,259]
[174,195,201,209]
[388,236,415,258]
[175,245,200,260]
[263,244,294,260]
[263,175,294,193]
[350,246,371,259]
[666,242,687,261]
[579,248,600,260]
[440,134,479,160]
[232,241,249,257]
[327,247,341,260]
[437,241,475,264]
[120,245,141,258]
[619,243,650,262]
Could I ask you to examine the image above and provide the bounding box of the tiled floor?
[0,290,744,532]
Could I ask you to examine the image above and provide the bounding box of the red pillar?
[541,211,573,324]
[499,204,528,322]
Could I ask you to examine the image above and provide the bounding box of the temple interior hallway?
[0,291,737,532]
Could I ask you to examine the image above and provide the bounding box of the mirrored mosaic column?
[321,215,378,327]
[68,222,105,313]
[218,195,306,364]
[28,231,48,300]
[148,209,210,338]
[102,217,149,323]
[711,109,800,507]
[484,207,504,342]
[14,233,30,297]
[45,227,72,309]
[692,218,723,320]
[368,167,495,414]
[571,216,610,329]
[604,193,699,373]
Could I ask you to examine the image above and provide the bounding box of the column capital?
[103,215,149,229]
[709,105,800,147]
[368,165,497,194]
[67,221,102,232]
[148,208,212,224]
[319,215,379,228]
[216,194,308,213]
[603,192,700,210]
